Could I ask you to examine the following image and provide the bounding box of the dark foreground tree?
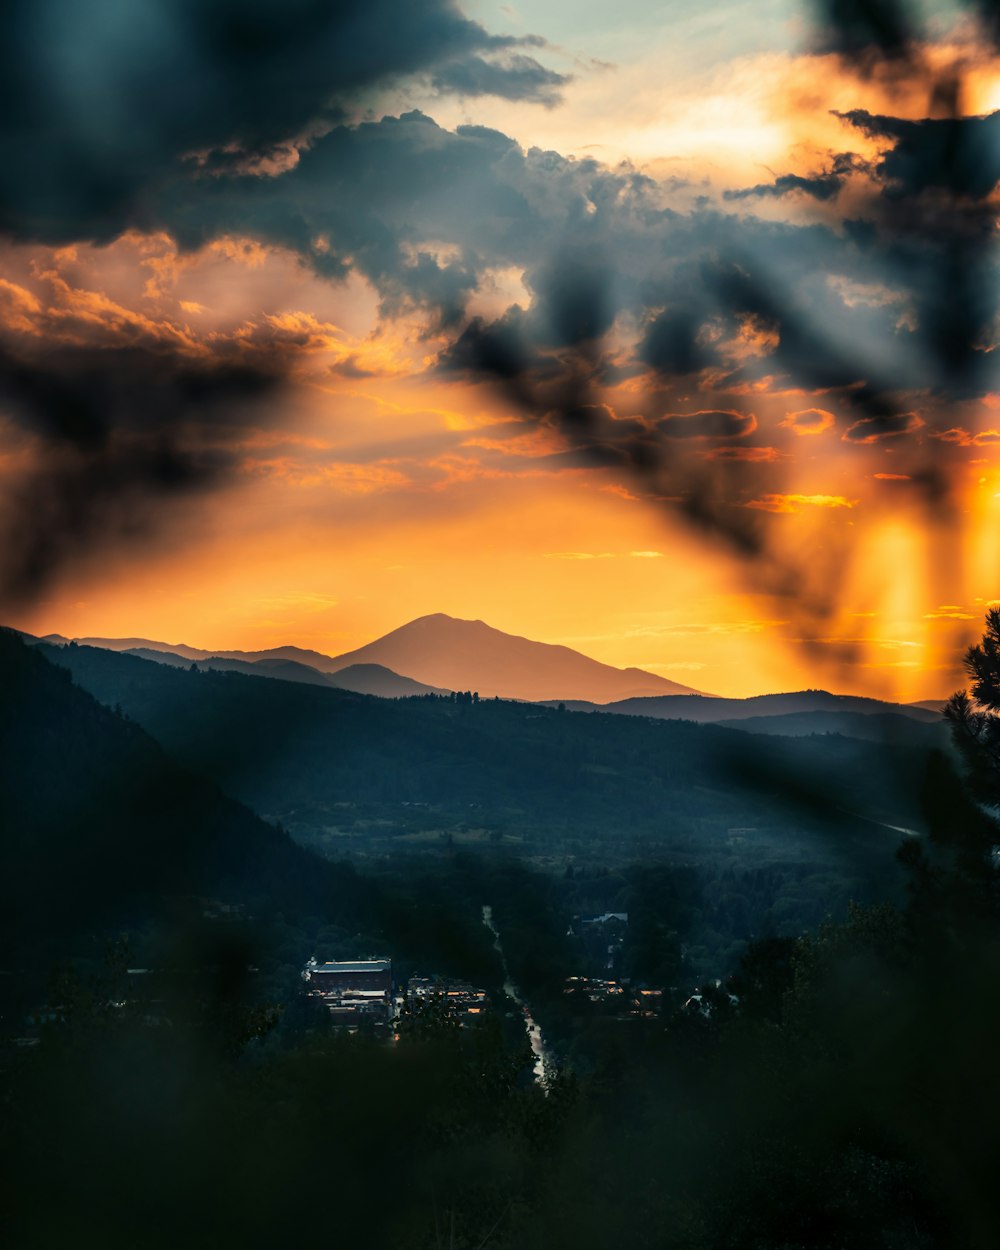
[946,605,1000,818]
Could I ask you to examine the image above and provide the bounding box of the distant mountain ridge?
[119,647,447,697]
[27,639,933,858]
[538,689,942,725]
[39,633,353,671]
[717,709,947,746]
[31,613,704,703]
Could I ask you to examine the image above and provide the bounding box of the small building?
[302,957,394,1029]
[304,958,392,994]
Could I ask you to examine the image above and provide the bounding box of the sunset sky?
[2,0,1000,698]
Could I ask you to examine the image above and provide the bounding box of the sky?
[1,0,1000,699]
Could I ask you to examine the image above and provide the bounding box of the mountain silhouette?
[321,613,702,702]
[326,662,447,697]
[120,647,445,696]
[538,689,941,724]
[26,614,703,702]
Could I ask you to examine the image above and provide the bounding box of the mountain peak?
[324,613,704,703]
[409,612,487,628]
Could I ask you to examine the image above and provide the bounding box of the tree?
[945,606,1000,807]
[933,609,1000,915]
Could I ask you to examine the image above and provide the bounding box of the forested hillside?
[18,638,946,977]
[38,642,930,852]
[0,631,362,961]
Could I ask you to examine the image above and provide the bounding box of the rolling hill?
[34,641,931,861]
[327,663,447,697]
[0,630,360,962]
[539,690,942,725]
[121,647,446,697]
[717,710,947,747]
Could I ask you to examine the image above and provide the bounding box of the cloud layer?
[1,0,1000,679]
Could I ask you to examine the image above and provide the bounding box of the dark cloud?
[0,341,284,608]
[0,0,564,243]
[810,0,912,58]
[967,0,1000,45]
[725,171,844,202]
[842,411,924,442]
[54,96,938,416]
[443,311,538,383]
[531,251,617,348]
[723,152,869,202]
[185,109,924,377]
[703,446,782,463]
[813,0,1000,64]
[827,110,1000,394]
[792,2,1000,417]
[658,410,757,440]
[838,109,1000,200]
[828,5,1000,396]
[725,174,829,203]
[708,256,885,396]
[431,52,568,105]
[160,113,653,332]
[0,1,569,609]
[142,90,998,518]
[640,307,721,376]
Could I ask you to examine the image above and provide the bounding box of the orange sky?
[3,5,1000,699]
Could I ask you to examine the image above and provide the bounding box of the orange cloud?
[544,551,615,560]
[745,493,858,514]
[424,452,570,491]
[461,427,567,458]
[248,459,412,493]
[209,237,270,269]
[252,310,418,377]
[722,313,780,362]
[0,278,43,335]
[702,445,781,462]
[0,264,205,354]
[932,427,1000,447]
[780,407,835,436]
[920,605,975,620]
